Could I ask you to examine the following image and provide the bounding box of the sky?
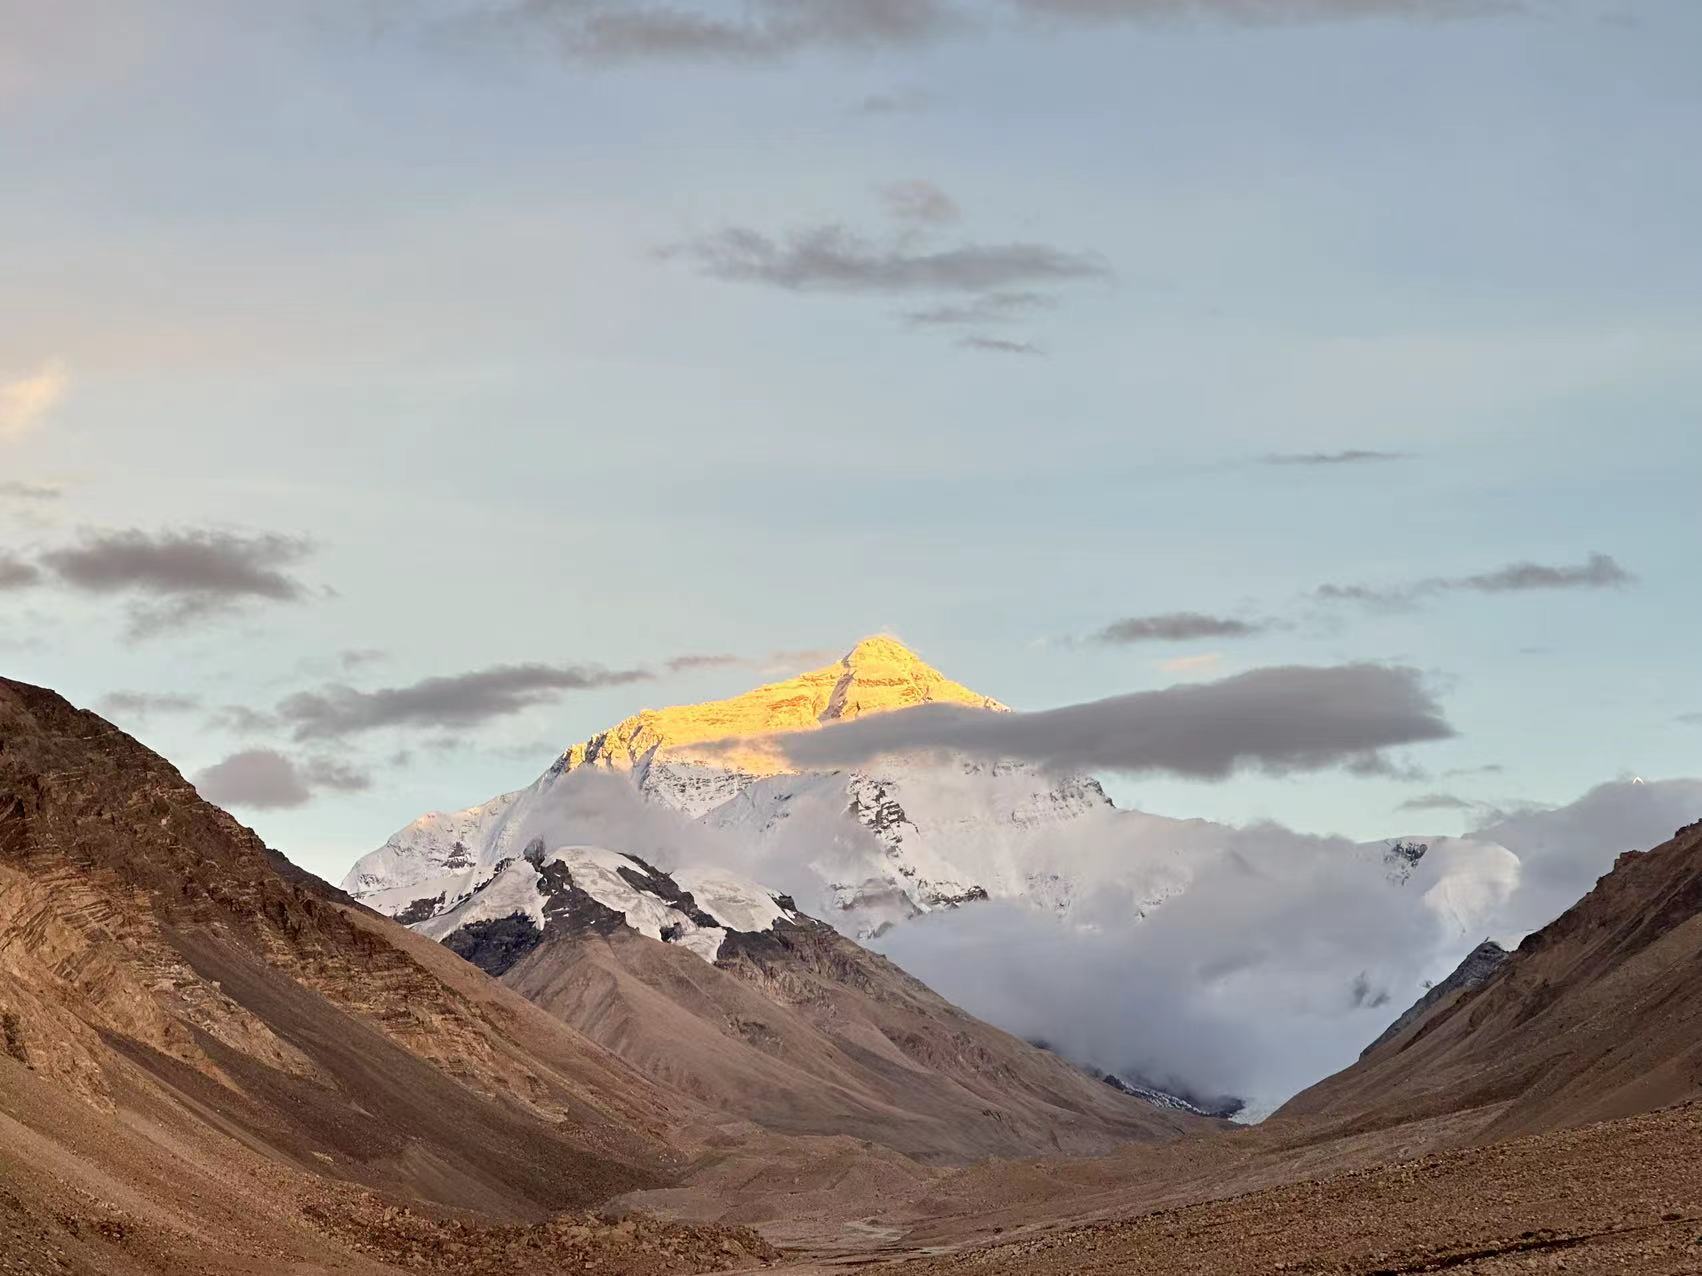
[3,0,1700,885]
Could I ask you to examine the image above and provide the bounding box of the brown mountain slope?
[0,675,783,1273]
[500,915,1208,1168]
[1278,816,1702,1140]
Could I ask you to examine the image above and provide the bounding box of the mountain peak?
[558,638,1003,779]
[842,633,925,667]
[824,635,1000,724]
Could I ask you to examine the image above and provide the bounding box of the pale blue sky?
[3,0,1698,881]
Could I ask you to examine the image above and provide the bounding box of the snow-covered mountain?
[416,839,799,972]
[342,636,1515,948]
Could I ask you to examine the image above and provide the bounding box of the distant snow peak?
[1384,839,1429,884]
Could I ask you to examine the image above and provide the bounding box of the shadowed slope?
[0,676,684,1225]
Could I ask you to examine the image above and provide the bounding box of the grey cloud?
[279,662,652,739]
[661,186,1101,351]
[98,690,202,719]
[903,291,1054,327]
[192,748,372,811]
[0,553,40,589]
[38,528,316,635]
[880,179,961,225]
[0,480,62,501]
[856,87,933,114]
[1443,762,1505,777]
[302,756,372,793]
[664,225,1108,295]
[339,647,389,671]
[959,335,1043,355]
[665,652,745,673]
[1262,450,1411,467]
[728,663,1453,779]
[459,0,1507,67]
[1678,712,1702,727]
[1313,581,1407,608]
[1091,612,1265,644]
[1455,552,1633,594]
[208,704,279,735]
[1317,552,1635,610]
[1397,791,1474,812]
[463,0,965,62]
[1010,0,1502,20]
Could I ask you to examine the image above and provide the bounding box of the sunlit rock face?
[559,634,1006,792]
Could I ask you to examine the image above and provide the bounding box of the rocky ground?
[299,1190,777,1275]
[784,1102,1702,1274]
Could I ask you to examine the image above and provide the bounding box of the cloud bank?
[870,777,1702,1113]
[727,663,1453,779]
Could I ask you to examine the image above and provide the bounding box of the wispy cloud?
[663,190,1105,351]
[1010,0,1501,22]
[98,690,202,719]
[1091,612,1266,644]
[451,0,965,64]
[664,224,1108,295]
[278,663,653,740]
[665,652,746,673]
[958,335,1043,355]
[0,361,68,441]
[1397,791,1475,812]
[0,480,63,501]
[1443,762,1505,778]
[446,0,1510,67]
[193,748,371,811]
[879,179,961,225]
[38,527,317,636]
[902,291,1055,328]
[714,663,1453,780]
[1317,552,1634,610]
[855,86,933,115]
[1262,449,1411,467]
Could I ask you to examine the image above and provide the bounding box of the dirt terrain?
[846,1101,1702,1275]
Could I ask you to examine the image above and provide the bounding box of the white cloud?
[0,361,69,441]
